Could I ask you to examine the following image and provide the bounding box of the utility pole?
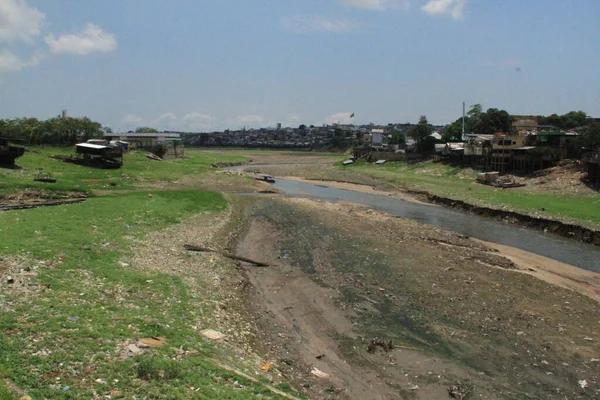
[462,101,466,140]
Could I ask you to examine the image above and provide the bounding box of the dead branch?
[184,245,270,267]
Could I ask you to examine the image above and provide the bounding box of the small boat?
[255,174,275,183]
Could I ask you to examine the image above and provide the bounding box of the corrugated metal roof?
[113,133,181,138]
[76,143,107,150]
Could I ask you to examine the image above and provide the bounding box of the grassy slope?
[343,160,600,229]
[0,147,247,195]
[0,150,297,399]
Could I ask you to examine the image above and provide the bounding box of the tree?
[298,124,307,131]
[135,127,159,133]
[561,111,588,129]
[539,111,588,129]
[409,116,433,153]
[442,119,464,142]
[466,104,483,132]
[389,132,406,146]
[578,122,600,151]
[476,108,511,135]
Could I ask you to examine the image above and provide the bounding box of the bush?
[151,144,167,159]
[137,356,182,381]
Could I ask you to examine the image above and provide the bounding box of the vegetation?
[442,104,511,141]
[538,111,588,130]
[408,116,434,153]
[579,122,600,151]
[0,150,306,398]
[0,117,104,145]
[0,148,247,196]
[343,160,600,229]
[135,127,159,133]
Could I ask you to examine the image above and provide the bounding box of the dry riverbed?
[228,195,600,399]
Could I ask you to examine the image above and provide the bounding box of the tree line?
[0,117,108,145]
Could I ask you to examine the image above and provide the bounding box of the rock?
[311,368,329,378]
[200,329,226,341]
[138,337,167,348]
[127,343,143,355]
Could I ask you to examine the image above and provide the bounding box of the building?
[371,128,384,146]
[583,151,600,186]
[512,115,538,133]
[107,132,184,159]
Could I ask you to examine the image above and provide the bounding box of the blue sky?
[0,0,598,131]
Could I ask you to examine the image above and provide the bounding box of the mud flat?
[230,196,600,399]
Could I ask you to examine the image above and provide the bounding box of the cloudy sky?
[0,0,598,131]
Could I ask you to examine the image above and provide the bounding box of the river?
[231,166,600,272]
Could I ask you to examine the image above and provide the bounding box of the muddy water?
[268,178,600,272]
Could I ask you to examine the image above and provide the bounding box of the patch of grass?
[0,384,12,400]
[0,189,294,399]
[137,356,183,380]
[0,147,247,196]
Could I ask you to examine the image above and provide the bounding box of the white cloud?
[421,0,467,20]
[281,15,360,34]
[324,112,354,125]
[235,114,265,125]
[121,114,144,126]
[153,112,177,123]
[182,112,216,130]
[0,0,45,43]
[45,23,117,55]
[0,49,43,72]
[338,0,409,10]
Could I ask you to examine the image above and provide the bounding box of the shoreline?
[474,238,600,302]
[272,174,600,247]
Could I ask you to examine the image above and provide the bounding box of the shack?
[71,142,123,168]
[109,132,184,159]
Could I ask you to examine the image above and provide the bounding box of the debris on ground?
[139,337,167,348]
[310,367,330,378]
[200,329,226,341]
[146,153,163,161]
[260,362,274,372]
[448,383,472,399]
[366,338,394,353]
[184,244,270,267]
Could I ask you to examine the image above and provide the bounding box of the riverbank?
[3,148,600,399]
[231,195,600,399]
[234,153,600,246]
[0,149,305,399]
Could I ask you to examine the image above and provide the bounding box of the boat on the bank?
[0,137,25,165]
[255,174,276,183]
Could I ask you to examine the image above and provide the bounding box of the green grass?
[342,160,600,229]
[0,190,295,398]
[0,147,247,196]
[0,149,301,399]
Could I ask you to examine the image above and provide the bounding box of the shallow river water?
[273,178,600,272]
[229,165,600,272]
